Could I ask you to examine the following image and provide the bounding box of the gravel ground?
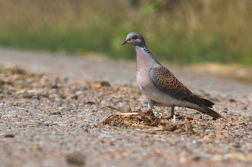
[0,49,252,167]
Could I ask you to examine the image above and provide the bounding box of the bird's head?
[121,32,146,47]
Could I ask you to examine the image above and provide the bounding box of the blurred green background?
[0,0,251,65]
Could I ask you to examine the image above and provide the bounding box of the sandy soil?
[0,49,251,167]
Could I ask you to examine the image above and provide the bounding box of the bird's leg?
[168,105,175,119]
[162,105,175,121]
[147,98,154,111]
[141,98,155,116]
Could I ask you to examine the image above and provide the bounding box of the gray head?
[121,32,146,47]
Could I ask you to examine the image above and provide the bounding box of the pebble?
[23,93,34,99]
[19,104,27,108]
[66,152,85,166]
[248,124,252,131]
[80,84,90,90]
[0,73,7,77]
[118,106,131,112]
[210,97,219,102]
[229,98,236,102]
[214,123,225,132]
[75,91,84,96]
[3,134,15,138]
[57,99,63,107]
[84,101,95,105]
[227,111,236,116]
[92,81,111,89]
[111,97,123,103]
[100,81,111,87]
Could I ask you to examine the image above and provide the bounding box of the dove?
[122,32,221,119]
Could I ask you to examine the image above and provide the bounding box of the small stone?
[198,125,207,132]
[51,84,58,89]
[210,97,219,102]
[214,123,225,132]
[52,88,58,94]
[63,77,69,83]
[75,91,84,96]
[92,82,102,89]
[211,154,222,161]
[9,109,17,114]
[228,111,235,116]
[66,152,85,166]
[111,97,123,103]
[186,117,193,120]
[51,77,60,89]
[229,98,236,102]
[84,101,95,105]
[23,93,34,99]
[80,84,89,90]
[176,115,185,120]
[192,155,201,161]
[50,111,61,115]
[19,104,27,108]
[232,140,243,148]
[92,81,111,89]
[57,99,63,107]
[4,134,15,138]
[0,73,7,78]
[118,106,131,112]
[222,110,228,113]
[100,81,110,87]
[248,124,252,131]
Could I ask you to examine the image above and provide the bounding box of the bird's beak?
[121,40,127,45]
[121,39,129,45]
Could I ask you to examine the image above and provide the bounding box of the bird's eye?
[132,35,138,40]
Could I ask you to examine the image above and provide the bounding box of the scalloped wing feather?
[149,66,193,100]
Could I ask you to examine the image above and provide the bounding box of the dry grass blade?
[102,109,159,127]
[102,109,179,132]
[102,110,207,136]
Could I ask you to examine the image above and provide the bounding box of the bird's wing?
[149,66,193,100]
[149,66,220,118]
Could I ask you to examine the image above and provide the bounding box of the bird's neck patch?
[141,46,152,55]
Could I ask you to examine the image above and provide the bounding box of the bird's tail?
[183,95,221,119]
[200,96,220,118]
[201,98,214,108]
[201,106,222,119]
[184,100,222,119]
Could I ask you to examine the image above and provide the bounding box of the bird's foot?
[161,115,176,122]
